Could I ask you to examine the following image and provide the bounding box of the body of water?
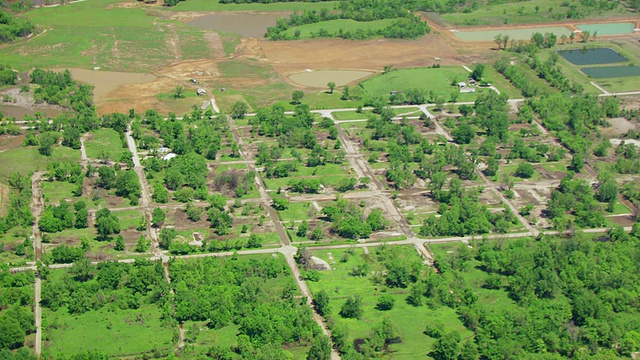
[558,48,627,65]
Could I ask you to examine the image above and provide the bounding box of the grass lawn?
[0,226,33,266]
[436,0,629,27]
[277,201,313,222]
[0,146,79,179]
[114,209,145,230]
[41,180,77,205]
[308,246,473,359]
[84,128,128,161]
[360,67,479,102]
[493,162,541,182]
[282,19,394,39]
[304,92,360,110]
[43,306,174,357]
[333,111,370,121]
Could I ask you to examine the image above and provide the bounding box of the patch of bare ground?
[98,59,220,114]
[0,182,10,217]
[166,23,183,61]
[202,31,225,59]
[0,134,26,152]
[602,117,638,137]
[260,35,466,75]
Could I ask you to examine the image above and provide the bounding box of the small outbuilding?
[162,153,177,161]
[457,82,467,88]
[197,88,207,96]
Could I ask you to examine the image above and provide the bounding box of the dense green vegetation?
[170,255,327,358]
[0,264,34,354]
[0,9,34,43]
[264,0,430,40]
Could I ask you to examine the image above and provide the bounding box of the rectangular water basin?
[558,48,627,65]
[577,22,635,36]
[582,66,640,78]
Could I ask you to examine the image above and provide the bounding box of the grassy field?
[168,0,337,12]
[84,128,128,161]
[282,19,394,39]
[308,246,473,359]
[41,180,77,206]
[360,67,481,102]
[0,146,79,180]
[0,0,210,72]
[436,0,630,27]
[43,306,174,357]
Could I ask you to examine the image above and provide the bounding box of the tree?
[297,220,309,237]
[152,208,165,227]
[471,64,485,81]
[38,132,57,156]
[430,331,460,360]
[620,330,640,356]
[340,295,363,319]
[327,82,336,94]
[0,316,24,350]
[273,197,289,211]
[231,101,248,119]
[452,123,475,144]
[458,341,479,360]
[313,290,330,316]
[95,208,120,240]
[291,90,304,104]
[571,153,584,172]
[173,85,184,99]
[307,335,331,360]
[310,227,323,241]
[514,163,535,178]
[114,235,125,251]
[153,183,169,203]
[135,236,148,253]
[376,294,395,311]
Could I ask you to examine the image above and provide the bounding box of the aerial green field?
[44,306,174,357]
[308,246,473,359]
[360,67,480,102]
[436,0,630,27]
[282,19,394,39]
[0,146,79,179]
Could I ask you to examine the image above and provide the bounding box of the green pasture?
[308,246,473,359]
[0,146,79,180]
[84,128,128,161]
[43,306,174,357]
[282,19,394,39]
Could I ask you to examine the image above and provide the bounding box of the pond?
[558,48,627,65]
[577,22,635,36]
[453,26,572,41]
[187,13,285,38]
[288,70,374,88]
[582,66,640,78]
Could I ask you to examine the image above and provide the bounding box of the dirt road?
[29,172,44,358]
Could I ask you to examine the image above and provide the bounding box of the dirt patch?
[0,182,10,217]
[261,35,465,75]
[0,89,67,115]
[602,117,638,137]
[98,59,219,114]
[187,13,286,38]
[0,134,26,152]
[57,68,157,102]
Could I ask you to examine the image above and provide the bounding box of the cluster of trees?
[457,231,640,358]
[0,265,34,352]
[530,94,610,154]
[321,199,387,239]
[41,259,169,315]
[264,2,430,40]
[526,54,583,94]
[30,69,93,113]
[546,175,607,229]
[94,165,141,204]
[39,201,88,233]
[0,64,17,86]
[0,173,33,236]
[212,170,255,198]
[494,57,539,97]
[0,10,34,43]
[170,256,326,358]
[420,179,519,236]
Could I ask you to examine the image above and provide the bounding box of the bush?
[376,294,395,311]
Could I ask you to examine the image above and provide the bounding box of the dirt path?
[166,23,183,61]
[125,123,160,254]
[228,116,290,245]
[30,172,44,359]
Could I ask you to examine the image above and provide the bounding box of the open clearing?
[289,70,374,88]
[187,13,285,37]
[58,68,156,102]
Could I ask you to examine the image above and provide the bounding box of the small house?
[157,147,170,155]
[197,88,207,96]
[460,87,475,93]
[457,82,467,88]
[390,91,398,96]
